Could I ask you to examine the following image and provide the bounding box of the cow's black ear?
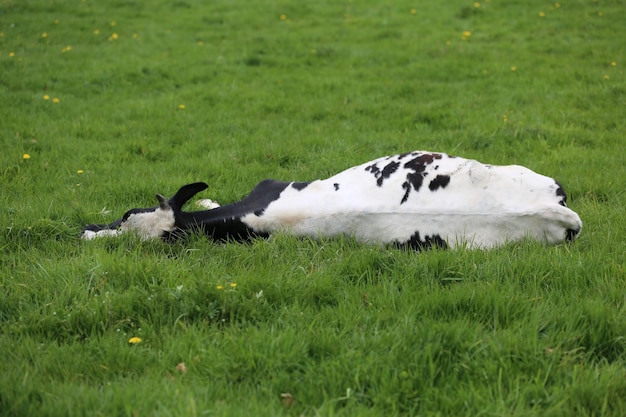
[168,182,209,210]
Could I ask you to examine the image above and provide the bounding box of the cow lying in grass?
[82,151,582,250]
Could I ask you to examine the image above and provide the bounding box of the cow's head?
[82,182,208,240]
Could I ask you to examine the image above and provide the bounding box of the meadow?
[1,0,625,415]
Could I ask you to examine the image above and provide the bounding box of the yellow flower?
[216,285,224,290]
[462,31,471,40]
[61,45,72,53]
[94,29,100,35]
[128,337,142,344]
[539,11,545,17]
[52,97,60,103]
[280,14,287,20]
[510,66,517,72]
[230,283,237,288]
[77,169,84,174]
[603,74,610,80]
[43,95,50,100]
[474,2,480,8]
[109,33,118,41]
[23,154,31,160]
[42,32,48,38]
[410,8,417,15]
[611,61,617,67]
[178,104,186,110]
[9,52,15,57]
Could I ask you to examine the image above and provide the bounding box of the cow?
[81,151,582,250]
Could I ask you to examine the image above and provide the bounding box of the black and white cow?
[82,151,582,250]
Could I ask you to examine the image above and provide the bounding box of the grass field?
[1,0,625,415]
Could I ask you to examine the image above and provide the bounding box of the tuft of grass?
[1,0,624,416]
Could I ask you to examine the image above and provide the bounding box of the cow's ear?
[156,194,170,210]
[168,182,209,210]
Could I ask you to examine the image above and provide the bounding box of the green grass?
[1,0,625,415]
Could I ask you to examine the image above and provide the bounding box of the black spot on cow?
[555,181,567,207]
[401,172,425,203]
[291,182,310,191]
[404,153,443,173]
[333,183,340,191]
[365,160,400,187]
[400,153,443,203]
[428,175,450,191]
[365,163,380,176]
[397,231,448,251]
[380,161,400,184]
